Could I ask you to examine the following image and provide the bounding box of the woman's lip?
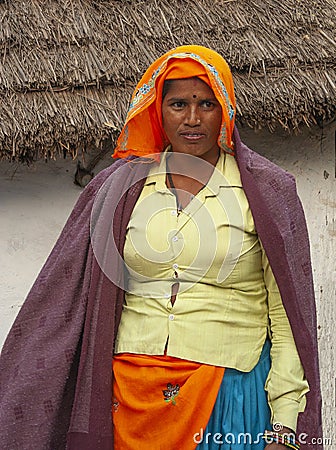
[180,132,205,140]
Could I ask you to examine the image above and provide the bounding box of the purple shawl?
[0,128,323,449]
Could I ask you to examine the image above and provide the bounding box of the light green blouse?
[115,150,309,431]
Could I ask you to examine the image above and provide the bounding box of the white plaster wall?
[0,159,82,346]
[0,122,335,446]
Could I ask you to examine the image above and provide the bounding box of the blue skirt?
[196,340,272,449]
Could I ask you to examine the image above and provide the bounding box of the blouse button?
[169,314,175,321]
[172,263,179,270]
[172,236,178,242]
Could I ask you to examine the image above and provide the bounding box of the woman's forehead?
[163,77,216,97]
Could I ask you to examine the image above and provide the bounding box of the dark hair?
[162,77,203,100]
[162,80,175,100]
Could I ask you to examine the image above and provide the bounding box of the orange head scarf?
[112,45,236,159]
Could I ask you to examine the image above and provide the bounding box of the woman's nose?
[184,106,200,126]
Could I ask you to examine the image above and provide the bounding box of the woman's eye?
[171,101,185,108]
[202,100,214,108]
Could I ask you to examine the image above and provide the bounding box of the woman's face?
[162,78,222,165]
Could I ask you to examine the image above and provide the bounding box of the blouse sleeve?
[261,246,310,432]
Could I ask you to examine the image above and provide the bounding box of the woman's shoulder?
[237,142,297,197]
[246,144,294,180]
[81,157,136,197]
[89,158,130,187]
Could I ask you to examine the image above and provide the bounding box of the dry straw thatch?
[0,0,335,165]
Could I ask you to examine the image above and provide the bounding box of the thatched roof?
[0,0,335,163]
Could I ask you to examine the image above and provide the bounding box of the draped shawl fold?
[0,127,322,450]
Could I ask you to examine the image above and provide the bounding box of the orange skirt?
[112,353,224,450]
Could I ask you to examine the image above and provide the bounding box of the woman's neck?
[166,150,220,186]
[165,150,220,200]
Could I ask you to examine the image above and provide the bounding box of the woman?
[0,46,322,450]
